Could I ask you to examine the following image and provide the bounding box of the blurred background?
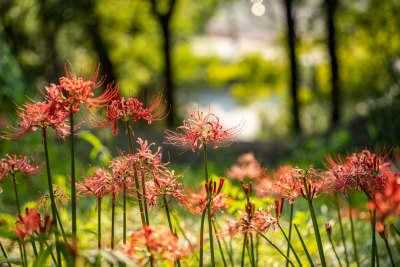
[1,0,400,169]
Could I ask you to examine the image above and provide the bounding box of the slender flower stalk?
[97,197,102,267]
[140,168,150,226]
[240,233,247,267]
[335,193,349,266]
[0,241,11,267]
[381,232,395,267]
[325,223,342,267]
[42,128,62,267]
[212,220,227,267]
[163,196,182,267]
[278,224,302,267]
[199,198,211,267]
[111,193,115,250]
[348,196,360,267]
[70,107,77,250]
[11,173,27,264]
[285,203,294,267]
[250,226,295,267]
[294,224,315,267]
[203,142,215,266]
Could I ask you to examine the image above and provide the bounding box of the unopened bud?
[325,223,332,237]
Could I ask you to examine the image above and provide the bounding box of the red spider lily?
[14,208,53,240]
[0,154,41,182]
[123,225,192,263]
[39,185,70,209]
[76,168,112,199]
[105,92,167,136]
[57,61,119,113]
[225,206,278,237]
[367,169,400,233]
[186,182,228,217]
[134,138,167,172]
[324,150,391,198]
[164,106,242,152]
[257,166,302,204]
[3,99,70,140]
[226,152,262,180]
[145,169,185,208]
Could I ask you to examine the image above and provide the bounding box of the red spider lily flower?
[77,168,112,199]
[124,225,192,263]
[14,208,41,240]
[186,179,228,217]
[324,150,391,198]
[0,154,41,182]
[145,169,185,208]
[39,185,70,210]
[134,138,167,172]
[57,61,119,113]
[258,166,327,203]
[3,99,70,140]
[226,152,262,181]
[367,169,400,232]
[164,106,242,152]
[225,206,278,237]
[106,92,167,136]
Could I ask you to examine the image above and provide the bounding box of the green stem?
[250,233,256,267]
[328,233,343,267]
[278,224,303,267]
[70,108,77,248]
[241,233,247,267]
[246,239,255,267]
[212,220,227,267]
[286,203,294,267]
[348,196,360,267]
[255,234,259,267]
[0,241,11,267]
[199,199,211,267]
[251,226,295,267]
[42,238,57,266]
[335,193,349,266]
[294,224,315,267]
[140,169,150,226]
[11,174,28,264]
[111,194,115,250]
[123,175,126,246]
[202,142,215,267]
[163,196,181,267]
[382,235,395,267]
[97,197,102,267]
[55,207,67,243]
[371,209,377,267]
[214,216,234,267]
[307,199,326,267]
[42,127,62,267]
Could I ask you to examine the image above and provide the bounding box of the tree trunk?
[283,0,301,135]
[326,0,340,126]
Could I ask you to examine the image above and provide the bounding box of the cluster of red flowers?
[106,93,167,136]
[124,226,192,263]
[0,154,41,182]
[14,208,53,240]
[258,166,326,204]
[225,206,277,236]
[324,150,390,198]
[165,106,242,152]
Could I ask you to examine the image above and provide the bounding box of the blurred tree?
[148,0,178,127]
[283,0,301,134]
[325,0,340,127]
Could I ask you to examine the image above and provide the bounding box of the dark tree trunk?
[149,0,177,127]
[326,0,340,126]
[283,0,301,135]
[160,18,174,127]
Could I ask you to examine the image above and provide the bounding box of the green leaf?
[0,226,18,240]
[32,245,52,267]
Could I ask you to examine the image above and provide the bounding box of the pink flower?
[3,99,70,140]
[165,106,242,152]
[124,225,192,263]
[0,154,41,182]
[106,92,167,136]
[324,150,391,198]
[57,61,118,113]
[225,206,277,237]
[77,167,112,199]
[227,152,262,180]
